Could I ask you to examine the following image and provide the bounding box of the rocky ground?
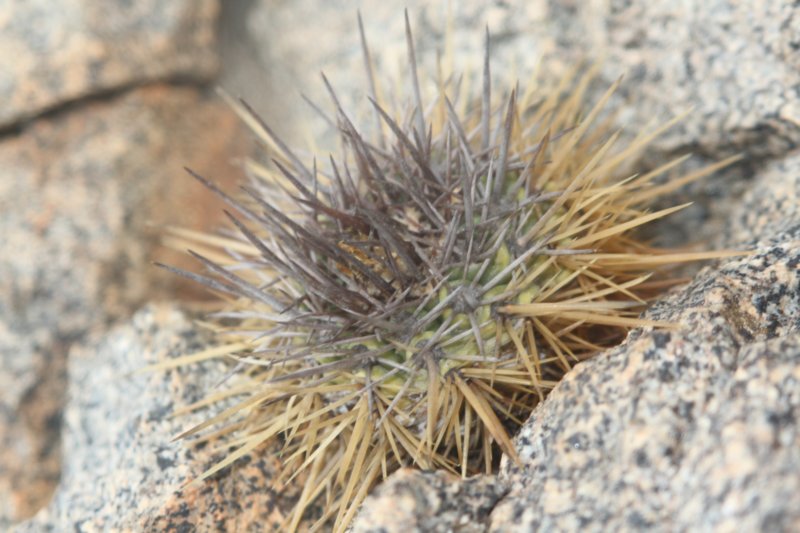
[2,1,799,531]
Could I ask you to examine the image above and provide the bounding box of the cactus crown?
[158,12,738,532]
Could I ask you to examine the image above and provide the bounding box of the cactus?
[158,13,740,532]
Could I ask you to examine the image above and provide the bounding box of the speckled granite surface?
[0,85,247,525]
[13,305,301,532]
[0,0,219,128]
[0,0,240,525]
[490,244,800,531]
[535,0,800,160]
[721,154,800,248]
[246,1,800,159]
[353,470,508,533]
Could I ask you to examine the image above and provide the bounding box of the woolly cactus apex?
[157,13,741,532]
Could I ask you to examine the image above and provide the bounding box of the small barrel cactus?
[159,12,739,532]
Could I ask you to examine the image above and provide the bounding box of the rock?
[720,153,800,248]
[352,470,507,533]
[12,304,301,532]
[240,0,550,147]
[0,0,220,128]
[0,85,248,526]
[0,321,65,524]
[537,0,800,160]
[491,244,800,531]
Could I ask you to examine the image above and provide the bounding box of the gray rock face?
[0,0,219,128]
[721,154,800,248]
[490,245,800,532]
[11,304,211,532]
[0,321,64,524]
[13,305,300,532]
[353,470,508,533]
[0,85,248,525]
[539,0,800,159]
[0,1,245,526]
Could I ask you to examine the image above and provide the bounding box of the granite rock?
[535,0,800,160]
[13,304,300,532]
[0,321,65,525]
[0,85,247,526]
[352,470,508,533]
[720,153,800,248]
[490,242,800,531]
[0,0,219,128]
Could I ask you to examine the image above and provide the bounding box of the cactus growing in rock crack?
[156,11,740,532]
